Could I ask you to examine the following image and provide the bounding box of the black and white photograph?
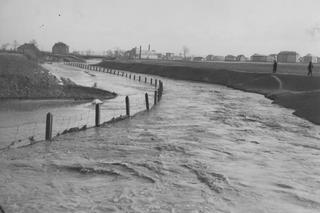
[0,0,320,212]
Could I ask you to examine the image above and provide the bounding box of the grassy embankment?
[0,53,116,100]
[98,60,320,125]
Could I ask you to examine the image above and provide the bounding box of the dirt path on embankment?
[98,61,320,125]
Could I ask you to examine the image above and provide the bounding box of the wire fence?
[0,62,164,150]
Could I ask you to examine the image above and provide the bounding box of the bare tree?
[182,46,190,59]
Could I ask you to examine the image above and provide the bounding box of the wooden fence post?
[133,75,135,80]
[154,90,157,105]
[125,96,130,116]
[95,104,100,127]
[160,81,163,98]
[45,112,53,141]
[158,88,161,101]
[145,93,149,110]
[155,79,158,88]
[150,78,153,85]
[139,76,141,81]
[145,77,147,83]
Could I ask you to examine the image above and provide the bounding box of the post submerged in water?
[145,93,149,110]
[95,104,100,127]
[125,96,130,116]
[45,112,53,141]
[154,90,157,105]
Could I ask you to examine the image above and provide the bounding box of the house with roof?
[236,55,247,62]
[277,51,300,63]
[206,55,225,61]
[206,55,214,61]
[303,54,317,63]
[52,42,69,55]
[225,55,237,61]
[17,43,40,59]
[165,52,175,60]
[213,56,225,61]
[250,54,274,62]
[193,57,204,62]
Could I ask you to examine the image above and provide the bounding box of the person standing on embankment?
[272,60,277,73]
[307,61,313,76]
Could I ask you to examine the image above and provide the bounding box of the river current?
[0,62,319,213]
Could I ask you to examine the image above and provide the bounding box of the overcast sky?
[1,0,320,56]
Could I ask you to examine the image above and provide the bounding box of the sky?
[1,0,320,56]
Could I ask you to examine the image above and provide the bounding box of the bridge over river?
[0,62,319,212]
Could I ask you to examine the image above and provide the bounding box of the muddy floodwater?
[0,63,320,213]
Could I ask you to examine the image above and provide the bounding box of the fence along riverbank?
[0,62,164,150]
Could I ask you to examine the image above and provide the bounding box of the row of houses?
[17,42,69,56]
[122,47,319,63]
[201,51,319,63]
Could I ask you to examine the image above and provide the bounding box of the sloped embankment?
[0,53,116,100]
[98,61,320,125]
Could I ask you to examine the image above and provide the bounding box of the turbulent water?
[0,63,320,213]
[0,63,155,147]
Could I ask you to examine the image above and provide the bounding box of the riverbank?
[98,60,320,125]
[0,53,116,100]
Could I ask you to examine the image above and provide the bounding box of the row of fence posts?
[44,62,164,141]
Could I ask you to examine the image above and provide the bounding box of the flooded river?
[0,63,320,213]
[0,63,156,148]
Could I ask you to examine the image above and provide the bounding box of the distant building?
[192,57,204,62]
[303,54,317,63]
[318,57,320,63]
[165,52,174,60]
[277,51,300,63]
[236,55,246,61]
[124,47,138,59]
[52,42,69,55]
[171,56,183,61]
[213,56,225,61]
[225,55,236,61]
[17,43,40,59]
[250,54,274,62]
[206,55,214,61]
[156,53,163,59]
[206,55,225,61]
[140,50,158,59]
